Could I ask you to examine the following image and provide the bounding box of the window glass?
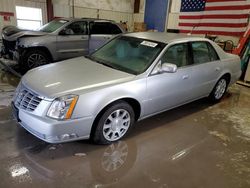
[161,43,189,67]
[91,36,165,75]
[90,22,122,34]
[39,19,68,33]
[90,22,109,34]
[191,42,219,64]
[207,43,219,61]
[65,21,87,35]
[109,24,122,34]
[16,6,42,30]
[17,20,41,30]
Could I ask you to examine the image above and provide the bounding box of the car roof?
[123,32,210,44]
[56,17,115,23]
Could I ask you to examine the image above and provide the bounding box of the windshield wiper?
[86,56,119,70]
[99,62,117,69]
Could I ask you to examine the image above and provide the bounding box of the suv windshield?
[39,19,69,33]
[91,36,165,75]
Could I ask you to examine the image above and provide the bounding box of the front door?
[56,21,89,60]
[145,42,194,115]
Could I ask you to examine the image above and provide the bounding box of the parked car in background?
[1,25,28,58]
[1,18,125,71]
[12,32,241,144]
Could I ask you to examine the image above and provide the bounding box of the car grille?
[2,39,16,51]
[14,84,42,112]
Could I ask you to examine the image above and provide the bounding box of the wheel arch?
[222,72,231,84]
[211,72,231,92]
[90,97,141,138]
[22,46,53,62]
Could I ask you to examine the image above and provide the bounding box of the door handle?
[182,75,189,80]
[215,67,220,71]
[81,36,87,39]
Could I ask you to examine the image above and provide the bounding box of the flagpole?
[164,0,171,32]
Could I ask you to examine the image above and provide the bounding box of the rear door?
[56,21,89,60]
[190,41,222,97]
[89,22,123,54]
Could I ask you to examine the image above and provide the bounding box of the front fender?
[71,78,147,120]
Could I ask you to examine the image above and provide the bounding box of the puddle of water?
[0,83,16,108]
[203,85,250,188]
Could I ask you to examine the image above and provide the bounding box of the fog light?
[61,134,70,140]
[70,133,77,138]
[60,133,78,140]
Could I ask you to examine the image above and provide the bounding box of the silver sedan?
[12,32,241,144]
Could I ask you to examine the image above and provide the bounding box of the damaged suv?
[1,18,124,71]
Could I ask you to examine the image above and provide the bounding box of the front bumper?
[13,104,94,143]
[1,39,16,60]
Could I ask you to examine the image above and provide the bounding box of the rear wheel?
[209,76,228,102]
[92,101,135,144]
[21,49,50,71]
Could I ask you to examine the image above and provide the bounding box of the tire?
[209,76,229,102]
[92,101,135,145]
[21,49,50,71]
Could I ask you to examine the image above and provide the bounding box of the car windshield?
[38,19,69,33]
[90,36,165,75]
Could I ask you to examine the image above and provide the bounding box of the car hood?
[2,25,27,36]
[22,57,135,99]
[2,26,47,41]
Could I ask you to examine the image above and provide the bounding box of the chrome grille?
[14,85,42,112]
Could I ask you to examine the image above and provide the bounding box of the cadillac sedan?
[12,32,241,144]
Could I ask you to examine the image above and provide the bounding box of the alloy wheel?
[27,53,47,68]
[214,79,227,99]
[102,109,131,142]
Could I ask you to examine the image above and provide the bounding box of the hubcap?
[214,79,227,99]
[103,109,130,141]
[101,141,128,172]
[27,53,47,68]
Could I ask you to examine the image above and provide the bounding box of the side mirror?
[161,63,177,73]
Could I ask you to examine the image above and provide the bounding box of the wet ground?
[0,64,250,188]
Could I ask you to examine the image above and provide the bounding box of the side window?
[109,24,122,34]
[161,43,189,67]
[207,42,220,61]
[191,41,219,64]
[64,21,87,35]
[90,22,110,34]
[90,22,122,34]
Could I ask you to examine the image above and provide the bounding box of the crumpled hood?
[22,57,135,99]
[2,26,47,41]
[2,25,28,36]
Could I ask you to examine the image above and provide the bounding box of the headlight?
[47,95,78,120]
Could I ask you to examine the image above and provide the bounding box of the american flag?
[179,0,250,36]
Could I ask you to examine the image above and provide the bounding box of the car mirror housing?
[161,63,177,73]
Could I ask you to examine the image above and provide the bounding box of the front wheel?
[21,49,50,71]
[93,101,135,144]
[209,77,228,102]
